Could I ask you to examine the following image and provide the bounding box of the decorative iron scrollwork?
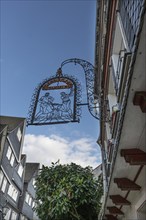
[27,58,100,126]
[61,58,100,120]
[27,70,81,125]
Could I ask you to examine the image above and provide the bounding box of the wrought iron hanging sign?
[27,68,82,125]
[27,58,100,126]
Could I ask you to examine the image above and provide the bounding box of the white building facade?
[95,0,146,219]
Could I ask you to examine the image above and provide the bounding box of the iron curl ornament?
[27,58,99,126]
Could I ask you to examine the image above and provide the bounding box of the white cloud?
[23,134,101,169]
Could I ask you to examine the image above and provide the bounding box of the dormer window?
[25,192,29,203]
[0,170,3,186]
[6,146,12,160]
[25,192,33,206]
[10,154,15,166]
[3,208,11,220]
[32,201,36,209]
[11,210,18,220]
[17,127,22,142]
[18,164,23,177]
[28,197,32,206]
[0,170,8,193]
[20,214,28,220]
[32,178,36,188]
[6,146,15,167]
[8,184,18,201]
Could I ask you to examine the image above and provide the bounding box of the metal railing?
[118,0,144,51]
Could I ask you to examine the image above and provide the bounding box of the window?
[0,170,8,193]
[4,208,11,220]
[0,170,4,187]
[28,197,32,206]
[18,164,23,177]
[8,184,18,201]
[25,192,29,203]
[119,0,143,50]
[4,208,18,220]
[10,154,15,166]
[111,51,125,92]
[32,178,36,188]
[32,201,35,209]
[25,192,33,207]
[20,214,28,220]
[1,177,8,193]
[11,211,17,220]
[17,128,22,141]
[6,146,15,167]
[6,146,12,160]
[32,201,35,208]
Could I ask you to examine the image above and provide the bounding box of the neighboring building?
[19,163,40,220]
[95,0,146,219]
[0,116,40,220]
[93,164,102,180]
[0,116,26,220]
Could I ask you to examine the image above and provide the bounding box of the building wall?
[0,116,26,220]
[95,0,146,219]
[0,116,40,220]
[20,178,37,219]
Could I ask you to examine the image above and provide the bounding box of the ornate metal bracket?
[61,58,100,119]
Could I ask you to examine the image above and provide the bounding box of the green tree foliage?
[35,162,103,220]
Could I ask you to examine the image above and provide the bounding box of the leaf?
[35,161,103,220]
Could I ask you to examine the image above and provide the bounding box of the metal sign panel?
[27,72,81,126]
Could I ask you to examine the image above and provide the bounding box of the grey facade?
[19,163,40,220]
[0,116,40,220]
[0,116,26,220]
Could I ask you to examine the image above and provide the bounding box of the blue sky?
[1,0,101,168]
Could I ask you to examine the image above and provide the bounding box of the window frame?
[17,164,23,177]
[1,176,7,193]
[6,146,12,160]
[17,127,22,142]
[7,184,19,202]
[10,154,15,166]
[20,214,28,220]
[25,192,29,204]
[11,210,18,220]
[4,208,11,220]
[6,145,15,167]
[32,178,36,188]
[0,169,4,188]
[25,192,33,207]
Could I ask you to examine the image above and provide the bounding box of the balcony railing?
[119,0,144,51]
